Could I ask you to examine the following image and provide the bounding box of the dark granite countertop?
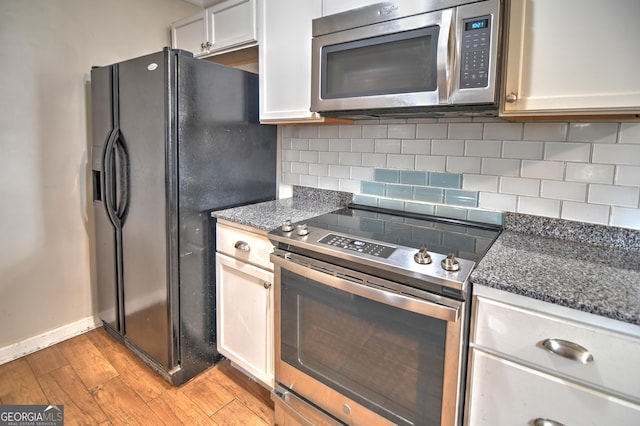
[471,213,640,326]
[212,186,352,232]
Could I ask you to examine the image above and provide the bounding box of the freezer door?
[117,51,175,370]
[91,65,120,332]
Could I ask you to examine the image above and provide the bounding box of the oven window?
[280,269,446,426]
[321,26,439,99]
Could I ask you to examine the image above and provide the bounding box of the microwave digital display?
[465,18,489,31]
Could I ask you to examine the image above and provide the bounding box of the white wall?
[281,119,640,230]
[0,0,200,354]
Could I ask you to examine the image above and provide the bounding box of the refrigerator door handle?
[102,128,120,229]
[114,134,130,223]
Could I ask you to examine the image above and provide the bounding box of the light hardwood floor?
[0,327,274,425]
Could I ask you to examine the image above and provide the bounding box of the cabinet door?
[171,12,208,57]
[207,0,257,54]
[466,348,640,426]
[259,0,327,123]
[321,0,378,16]
[501,0,640,117]
[216,252,273,388]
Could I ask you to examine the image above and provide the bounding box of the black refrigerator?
[90,48,276,385]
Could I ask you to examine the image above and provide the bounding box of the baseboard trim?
[0,315,101,365]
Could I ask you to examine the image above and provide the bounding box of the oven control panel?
[319,234,396,258]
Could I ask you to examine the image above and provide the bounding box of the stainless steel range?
[268,205,501,426]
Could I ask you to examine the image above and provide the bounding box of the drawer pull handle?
[234,241,250,252]
[532,418,565,426]
[540,338,594,364]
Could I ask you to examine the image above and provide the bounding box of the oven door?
[271,249,466,426]
[311,8,453,113]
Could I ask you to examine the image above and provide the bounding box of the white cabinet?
[320,0,378,16]
[500,0,640,118]
[465,286,640,425]
[258,0,322,123]
[215,221,273,388]
[171,0,257,57]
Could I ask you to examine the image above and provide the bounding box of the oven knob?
[414,247,432,264]
[296,223,309,236]
[282,219,293,232]
[441,253,460,272]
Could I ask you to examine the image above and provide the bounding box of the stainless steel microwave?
[311,0,504,119]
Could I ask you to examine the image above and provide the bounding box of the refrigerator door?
[174,56,277,378]
[91,65,121,333]
[117,51,175,370]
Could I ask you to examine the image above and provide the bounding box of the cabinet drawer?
[467,349,640,426]
[216,223,274,271]
[472,296,640,401]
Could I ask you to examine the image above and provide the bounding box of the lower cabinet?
[466,286,640,425]
[216,221,274,388]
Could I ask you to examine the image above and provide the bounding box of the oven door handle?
[272,251,461,323]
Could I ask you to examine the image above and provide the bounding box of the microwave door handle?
[437,8,455,103]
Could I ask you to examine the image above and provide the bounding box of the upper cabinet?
[320,0,378,16]
[171,0,257,57]
[501,0,640,119]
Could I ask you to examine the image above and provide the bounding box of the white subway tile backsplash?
[362,153,387,167]
[351,138,375,153]
[387,154,416,169]
[500,177,540,196]
[318,151,340,164]
[362,124,388,139]
[339,125,362,139]
[317,125,339,138]
[329,165,350,179]
[544,142,591,162]
[339,152,363,166]
[415,155,447,172]
[463,174,499,192]
[300,151,318,163]
[479,192,517,211]
[481,158,521,177]
[518,196,561,218]
[432,139,464,156]
[291,162,309,174]
[568,122,619,143]
[561,202,610,225]
[593,144,640,166]
[465,140,502,157]
[329,138,351,151]
[620,123,640,144]
[416,123,448,139]
[611,206,640,230]
[388,124,416,139]
[374,139,402,153]
[309,139,329,151]
[521,160,564,180]
[502,140,544,160]
[446,156,481,174]
[299,174,318,187]
[309,163,329,176]
[350,166,373,181]
[282,119,640,229]
[615,165,640,186]
[448,123,483,139]
[290,138,309,150]
[401,139,431,155]
[523,122,568,141]
[565,163,614,184]
[540,180,587,202]
[588,184,640,207]
[483,122,523,140]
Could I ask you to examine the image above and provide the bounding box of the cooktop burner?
[268,204,501,295]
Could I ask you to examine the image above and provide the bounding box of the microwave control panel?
[460,15,491,89]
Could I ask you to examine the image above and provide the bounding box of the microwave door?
[310,9,454,113]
